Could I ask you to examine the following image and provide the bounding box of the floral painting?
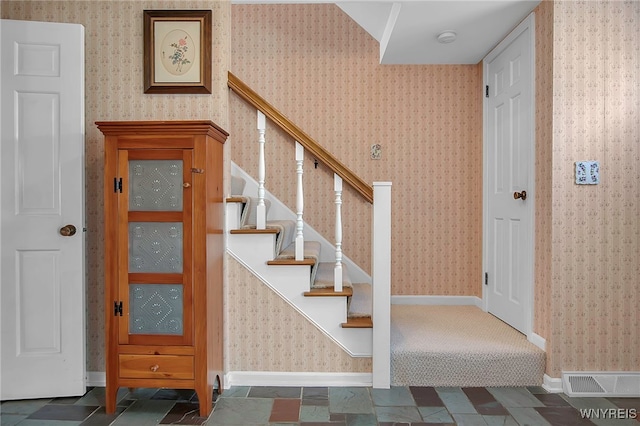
[144,10,212,94]
[160,29,195,76]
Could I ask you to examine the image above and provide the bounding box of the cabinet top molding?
[96,120,228,141]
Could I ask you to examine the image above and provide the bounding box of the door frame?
[482,12,537,342]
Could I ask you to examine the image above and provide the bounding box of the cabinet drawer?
[119,354,194,380]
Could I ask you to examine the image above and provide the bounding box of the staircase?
[226,168,373,356]
[227,72,392,387]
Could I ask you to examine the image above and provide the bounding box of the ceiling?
[233,0,541,64]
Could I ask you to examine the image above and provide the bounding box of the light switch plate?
[575,161,599,184]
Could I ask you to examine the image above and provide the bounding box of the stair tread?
[341,317,373,328]
[313,262,352,289]
[268,258,315,266]
[230,228,278,234]
[226,196,245,203]
[304,287,353,297]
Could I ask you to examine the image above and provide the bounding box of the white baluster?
[256,111,266,229]
[295,142,305,261]
[334,174,343,292]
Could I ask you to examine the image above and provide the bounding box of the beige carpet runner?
[391,305,545,387]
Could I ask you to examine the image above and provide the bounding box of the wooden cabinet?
[96,121,227,416]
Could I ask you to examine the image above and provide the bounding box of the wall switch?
[575,161,599,184]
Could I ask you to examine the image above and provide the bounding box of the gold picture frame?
[143,10,212,94]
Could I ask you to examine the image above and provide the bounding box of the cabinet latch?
[114,301,123,316]
[114,177,123,193]
[191,168,205,174]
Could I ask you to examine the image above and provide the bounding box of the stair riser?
[226,202,243,230]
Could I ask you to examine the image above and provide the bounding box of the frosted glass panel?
[129,222,183,273]
[129,160,182,211]
[129,284,183,335]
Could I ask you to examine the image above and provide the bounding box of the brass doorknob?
[513,190,527,201]
[59,224,77,237]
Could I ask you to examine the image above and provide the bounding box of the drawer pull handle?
[150,364,159,372]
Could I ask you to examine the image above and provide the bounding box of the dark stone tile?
[303,387,329,400]
[527,386,548,394]
[79,406,127,426]
[269,398,301,422]
[302,398,329,406]
[330,413,346,421]
[462,387,508,415]
[152,389,196,402]
[606,397,640,411]
[409,387,444,407]
[535,406,596,425]
[300,423,345,426]
[159,402,207,425]
[27,404,99,421]
[535,393,571,407]
[248,386,302,399]
[51,395,84,405]
[345,413,377,425]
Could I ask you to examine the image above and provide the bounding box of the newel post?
[372,181,392,389]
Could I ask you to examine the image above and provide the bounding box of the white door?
[484,14,534,335]
[1,19,85,399]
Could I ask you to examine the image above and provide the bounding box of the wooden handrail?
[228,72,373,204]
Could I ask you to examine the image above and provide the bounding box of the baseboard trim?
[86,371,106,387]
[391,295,482,308]
[542,374,563,393]
[225,371,372,389]
[528,333,546,351]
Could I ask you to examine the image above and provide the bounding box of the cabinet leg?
[195,385,213,417]
[105,385,118,414]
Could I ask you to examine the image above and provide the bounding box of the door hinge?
[484,272,488,286]
[114,177,123,193]
[485,85,489,98]
[114,301,123,316]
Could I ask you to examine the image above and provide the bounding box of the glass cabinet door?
[117,149,193,346]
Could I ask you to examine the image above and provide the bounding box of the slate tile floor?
[1,386,638,426]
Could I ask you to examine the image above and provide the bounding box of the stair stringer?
[231,162,371,284]
[227,232,373,357]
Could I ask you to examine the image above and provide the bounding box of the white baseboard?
[391,295,482,308]
[528,333,546,351]
[86,371,106,387]
[224,371,372,389]
[543,374,563,393]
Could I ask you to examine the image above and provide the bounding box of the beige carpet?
[391,305,545,387]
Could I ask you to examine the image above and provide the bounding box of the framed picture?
[143,10,212,94]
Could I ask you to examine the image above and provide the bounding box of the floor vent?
[562,372,640,397]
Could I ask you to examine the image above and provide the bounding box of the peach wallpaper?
[533,0,554,347]
[1,0,231,373]
[230,4,484,297]
[4,0,637,380]
[226,257,371,372]
[548,1,639,377]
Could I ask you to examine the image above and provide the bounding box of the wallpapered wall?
[548,1,639,377]
[1,0,231,373]
[230,4,484,297]
[533,0,554,354]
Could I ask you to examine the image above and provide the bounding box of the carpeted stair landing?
[391,305,545,387]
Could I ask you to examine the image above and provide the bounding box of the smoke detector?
[437,31,457,44]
